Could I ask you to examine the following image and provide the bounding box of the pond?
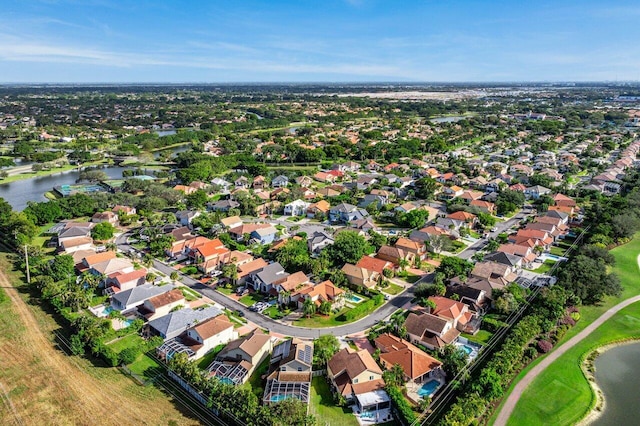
[592,342,640,425]
[0,166,132,211]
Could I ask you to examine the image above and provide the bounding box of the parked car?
[235,309,245,317]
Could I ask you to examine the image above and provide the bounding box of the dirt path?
[0,268,197,425]
[494,287,640,425]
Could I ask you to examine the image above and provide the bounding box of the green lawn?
[295,297,380,328]
[239,292,267,306]
[493,234,640,426]
[382,282,404,295]
[196,344,225,370]
[217,287,234,296]
[179,286,202,301]
[244,355,271,399]
[127,353,161,380]
[461,329,493,345]
[107,333,145,353]
[549,246,566,257]
[263,305,286,319]
[526,259,556,275]
[309,377,358,426]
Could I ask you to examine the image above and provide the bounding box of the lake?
[0,166,132,211]
[592,342,640,425]
[430,115,469,123]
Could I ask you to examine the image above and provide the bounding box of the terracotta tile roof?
[447,211,477,222]
[61,236,93,249]
[428,296,468,323]
[395,237,422,252]
[375,333,443,381]
[193,315,233,340]
[237,258,268,278]
[113,268,147,285]
[147,289,185,309]
[277,271,310,292]
[356,256,393,275]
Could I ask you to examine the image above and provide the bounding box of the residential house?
[509,229,553,250]
[341,263,380,289]
[90,257,135,278]
[271,175,290,188]
[376,245,416,266]
[497,243,538,266]
[314,171,337,184]
[470,261,518,287]
[393,237,426,260]
[327,348,386,403]
[306,200,331,218]
[447,211,478,226]
[157,315,237,360]
[229,223,277,244]
[91,211,119,225]
[329,202,369,224]
[144,306,223,340]
[405,311,460,351]
[441,186,464,200]
[356,256,395,276]
[189,238,231,274]
[275,271,311,304]
[110,283,174,312]
[61,237,94,253]
[106,268,147,292]
[236,258,269,285]
[483,251,523,269]
[295,280,345,310]
[173,185,197,195]
[234,176,249,189]
[251,262,289,294]
[283,199,310,216]
[112,205,136,216]
[553,193,577,208]
[470,200,496,215]
[374,333,443,384]
[253,175,266,190]
[295,175,313,187]
[58,225,93,247]
[524,185,552,200]
[349,217,377,233]
[427,296,477,333]
[307,231,334,254]
[458,190,484,204]
[220,215,243,230]
[138,289,186,321]
[263,339,313,405]
[175,210,201,228]
[208,199,240,212]
[208,329,274,385]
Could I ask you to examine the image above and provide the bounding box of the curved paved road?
[495,292,640,425]
[116,209,527,339]
[116,231,424,339]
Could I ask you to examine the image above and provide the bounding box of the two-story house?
[138,289,185,321]
[157,314,237,360]
[374,333,443,385]
[263,339,313,405]
[405,311,460,351]
[208,329,274,385]
[341,263,380,290]
[327,348,387,405]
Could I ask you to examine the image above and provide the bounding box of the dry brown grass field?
[0,253,199,426]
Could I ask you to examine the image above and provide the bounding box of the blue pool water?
[346,294,364,303]
[270,394,298,402]
[101,306,115,316]
[417,380,440,397]
[461,345,473,355]
[545,254,563,261]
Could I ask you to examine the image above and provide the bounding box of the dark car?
[235,309,245,317]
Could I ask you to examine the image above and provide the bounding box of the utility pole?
[24,244,30,284]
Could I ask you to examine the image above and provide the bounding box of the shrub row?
[343,294,384,321]
[386,385,417,425]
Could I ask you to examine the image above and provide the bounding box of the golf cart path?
[494,254,640,426]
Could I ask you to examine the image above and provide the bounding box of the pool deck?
[406,375,445,404]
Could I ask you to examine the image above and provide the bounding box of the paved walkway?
[495,256,640,425]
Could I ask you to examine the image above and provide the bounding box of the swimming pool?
[417,380,440,397]
[346,294,364,304]
[270,394,299,402]
[460,345,473,355]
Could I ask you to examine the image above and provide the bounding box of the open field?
[491,234,640,425]
[0,252,199,426]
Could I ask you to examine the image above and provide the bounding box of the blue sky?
[1,0,639,83]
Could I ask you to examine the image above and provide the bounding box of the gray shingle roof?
[147,306,222,339]
[112,284,174,310]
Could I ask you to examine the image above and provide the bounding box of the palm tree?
[302,298,316,318]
